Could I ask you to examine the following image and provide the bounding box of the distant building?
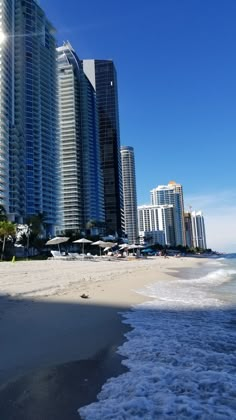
[0,0,59,234]
[57,43,105,232]
[184,212,193,248]
[138,204,175,246]
[191,211,207,249]
[150,181,186,246]
[83,59,124,237]
[120,146,138,244]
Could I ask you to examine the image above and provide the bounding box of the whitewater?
[79,255,236,419]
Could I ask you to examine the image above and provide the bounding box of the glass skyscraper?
[57,43,105,232]
[83,59,124,237]
[0,0,59,234]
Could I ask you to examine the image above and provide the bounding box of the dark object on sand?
[80,293,89,299]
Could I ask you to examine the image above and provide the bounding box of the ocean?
[79,255,236,419]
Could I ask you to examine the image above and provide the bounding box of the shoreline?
[0,256,211,418]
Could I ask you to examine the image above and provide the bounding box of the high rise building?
[120,146,138,244]
[150,181,186,246]
[138,204,175,246]
[191,211,207,249]
[0,0,59,234]
[83,59,124,237]
[184,211,193,248]
[57,43,104,233]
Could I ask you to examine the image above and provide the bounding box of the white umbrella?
[128,244,139,249]
[92,240,108,256]
[128,243,144,256]
[119,244,129,252]
[105,242,117,248]
[73,238,92,254]
[92,240,107,246]
[46,236,69,252]
[103,243,118,253]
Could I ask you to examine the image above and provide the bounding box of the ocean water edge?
[79,255,236,419]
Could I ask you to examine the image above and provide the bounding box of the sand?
[0,255,208,419]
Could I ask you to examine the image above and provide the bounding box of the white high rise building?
[120,146,138,244]
[138,204,175,246]
[150,181,186,246]
[191,211,207,249]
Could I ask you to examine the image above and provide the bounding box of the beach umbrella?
[73,238,92,254]
[103,242,118,253]
[104,242,117,248]
[128,244,139,249]
[119,244,129,250]
[92,240,107,246]
[92,240,108,256]
[45,236,69,252]
[128,243,143,256]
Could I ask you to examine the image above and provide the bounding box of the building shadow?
[0,294,235,419]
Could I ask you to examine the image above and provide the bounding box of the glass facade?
[0,0,59,234]
[83,60,124,237]
[57,43,105,232]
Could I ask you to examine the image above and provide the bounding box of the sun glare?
[0,31,6,44]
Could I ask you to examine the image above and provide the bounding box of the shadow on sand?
[0,294,235,419]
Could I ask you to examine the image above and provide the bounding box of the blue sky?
[41,0,236,252]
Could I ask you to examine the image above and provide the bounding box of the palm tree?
[0,221,16,260]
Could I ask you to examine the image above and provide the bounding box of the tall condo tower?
[150,181,186,246]
[191,211,207,249]
[184,211,193,248]
[57,43,105,233]
[83,59,124,237]
[138,204,175,246]
[0,0,59,234]
[120,146,138,244]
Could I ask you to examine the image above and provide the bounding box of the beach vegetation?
[15,213,49,257]
[0,205,7,222]
[26,212,47,238]
[0,221,16,260]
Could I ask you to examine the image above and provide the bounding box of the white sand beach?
[0,255,217,420]
[0,256,204,388]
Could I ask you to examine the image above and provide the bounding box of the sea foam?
[79,263,236,419]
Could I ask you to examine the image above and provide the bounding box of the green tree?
[0,205,7,222]
[0,221,16,260]
[26,212,46,238]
